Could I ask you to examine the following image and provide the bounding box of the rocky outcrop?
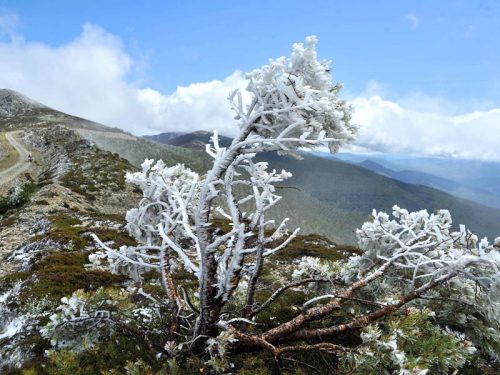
[0,89,46,118]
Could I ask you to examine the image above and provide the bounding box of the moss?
[19,251,124,302]
[60,168,96,199]
[41,214,88,250]
[0,271,30,293]
[273,234,347,261]
[51,215,82,227]
[141,270,160,282]
[34,199,50,206]
[42,212,138,254]
[32,251,86,270]
[141,283,164,298]
[60,145,133,199]
[253,288,308,329]
[92,228,137,247]
[44,333,160,375]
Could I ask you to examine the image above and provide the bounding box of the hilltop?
[0,89,46,118]
[0,89,121,133]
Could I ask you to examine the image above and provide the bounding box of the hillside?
[329,151,500,209]
[143,131,500,242]
[259,152,500,240]
[357,159,460,192]
[142,131,185,143]
[0,124,147,369]
[2,91,500,244]
[144,130,233,149]
[0,89,122,133]
[79,129,212,175]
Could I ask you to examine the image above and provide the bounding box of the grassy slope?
[84,131,212,174]
[0,132,18,170]
[85,132,361,243]
[88,130,500,243]
[259,152,500,241]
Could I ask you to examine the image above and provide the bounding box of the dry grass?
[0,132,19,170]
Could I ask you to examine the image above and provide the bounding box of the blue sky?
[0,1,499,160]
[2,0,499,102]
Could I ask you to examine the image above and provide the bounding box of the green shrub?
[20,251,124,302]
[0,180,38,215]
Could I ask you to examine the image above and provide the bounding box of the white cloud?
[405,12,419,28]
[0,24,144,130]
[350,95,500,161]
[1,21,500,161]
[137,72,247,136]
[0,22,246,136]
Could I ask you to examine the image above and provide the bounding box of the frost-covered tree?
[90,35,356,352]
[44,37,500,371]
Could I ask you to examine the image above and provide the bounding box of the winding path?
[0,131,31,187]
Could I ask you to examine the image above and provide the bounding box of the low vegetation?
[60,140,132,201]
[0,179,38,216]
[0,132,18,170]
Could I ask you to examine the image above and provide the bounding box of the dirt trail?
[0,131,31,187]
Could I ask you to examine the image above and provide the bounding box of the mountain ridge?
[148,130,500,242]
[143,130,233,149]
[0,89,123,134]
[327,152,500,209]
[2,90,500,244]
[0,89,46,117]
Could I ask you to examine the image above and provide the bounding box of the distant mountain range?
[356,159,459,191]
[2,89,500,244]
[316,151,500,209]
[144,130,233,149]
[141,130,500,243]
[143,132,186,144]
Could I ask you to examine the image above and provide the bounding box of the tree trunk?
[190,252,222,354]
[190,124,256,354]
